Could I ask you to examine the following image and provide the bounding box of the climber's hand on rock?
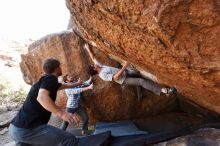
[84,43,89,51]
[123,61,129,67]
[121,61,129,67]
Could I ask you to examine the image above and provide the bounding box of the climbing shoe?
[166,87,177,96]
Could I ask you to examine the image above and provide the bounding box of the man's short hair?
[43,58,60,74]
[88,65,98,76]
[63,74,79,83]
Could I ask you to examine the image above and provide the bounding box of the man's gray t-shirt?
[95,60,126,84]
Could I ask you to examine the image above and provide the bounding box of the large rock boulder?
[20,31,176,122]
[65,0,220,114]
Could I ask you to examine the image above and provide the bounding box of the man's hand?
[88,83,94,90]
[77,78,83,85]
[58,111,80,124]
[88,76,92,83]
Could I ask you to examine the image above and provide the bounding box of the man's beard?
[57,70,62,76]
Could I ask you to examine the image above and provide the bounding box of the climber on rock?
[84,43,177,97]
[61,74,93,136]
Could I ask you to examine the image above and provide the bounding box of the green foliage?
[0,83,7,93]
[0,83,7,99]
[0,83,27,105]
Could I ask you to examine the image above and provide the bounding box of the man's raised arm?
[59,80,83,90]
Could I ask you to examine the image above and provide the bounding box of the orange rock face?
[20,31,176,122]
[65,0,220,113]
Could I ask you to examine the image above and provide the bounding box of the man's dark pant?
[61,106,89,131]
[9,124,78,146]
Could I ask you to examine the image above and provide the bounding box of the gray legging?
[123,77,162,96]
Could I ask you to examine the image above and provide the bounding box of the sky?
[0,0,70,41]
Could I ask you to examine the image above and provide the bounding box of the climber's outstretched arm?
[113,61,129,81]
[84,43,97,64]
